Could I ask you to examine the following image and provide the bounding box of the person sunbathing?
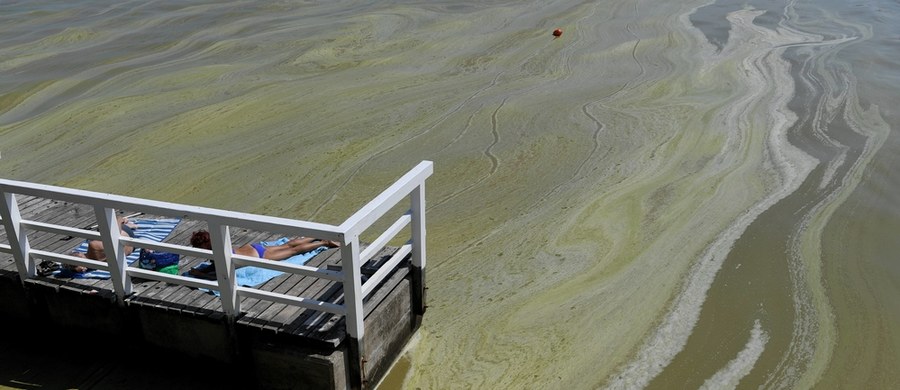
[64,217,137,273]
[187,230,339,279]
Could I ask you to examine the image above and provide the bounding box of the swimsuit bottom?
[250,243,266,258]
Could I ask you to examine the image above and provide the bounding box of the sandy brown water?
[1,0,899,389]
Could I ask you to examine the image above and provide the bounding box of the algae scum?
[2,0,899,388]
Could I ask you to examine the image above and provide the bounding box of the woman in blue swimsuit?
[189,230,339,260]
[188,230,339,279]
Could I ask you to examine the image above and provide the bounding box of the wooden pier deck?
[1,196,418,389]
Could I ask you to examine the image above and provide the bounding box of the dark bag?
[138,248,180,273]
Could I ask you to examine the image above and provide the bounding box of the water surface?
[1,0,898,388]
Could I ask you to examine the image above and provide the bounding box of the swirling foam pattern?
[1,0,898,388]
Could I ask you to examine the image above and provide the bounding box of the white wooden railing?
[0,161,433,347]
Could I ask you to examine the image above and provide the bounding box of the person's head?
[190,230,212,250]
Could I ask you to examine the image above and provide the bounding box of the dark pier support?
[411,265,426,328]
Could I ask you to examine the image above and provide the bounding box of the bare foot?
[321,240,340,248]
[118,216,138,229]
[67,252,89,273]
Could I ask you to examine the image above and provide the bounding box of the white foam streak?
[700,320,770,390]
[763,84,889,390]
[604,9,819,389]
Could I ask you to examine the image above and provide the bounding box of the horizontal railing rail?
[0,161,433,351]
[0,181,343,241]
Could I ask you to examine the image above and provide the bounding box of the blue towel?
[190,238,328,296]
[235,240,327,287]
[56,218,181,279]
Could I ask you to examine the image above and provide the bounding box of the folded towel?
[56,218,181,279]
[188,238,328,296]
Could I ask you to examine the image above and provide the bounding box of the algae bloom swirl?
[1,0,898,389]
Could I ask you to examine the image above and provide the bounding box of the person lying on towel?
[66,216,137,273]
[188,230,339,279]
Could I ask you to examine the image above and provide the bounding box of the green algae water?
[2,0,899,388]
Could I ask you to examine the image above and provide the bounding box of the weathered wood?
[250,248,344,331]
[279,246,405,341]
[288,246,398,333]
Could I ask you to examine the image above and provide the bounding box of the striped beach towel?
[58,218,181,279]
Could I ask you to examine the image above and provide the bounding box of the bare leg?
[121,228,135,257]
[85,240,106,261]
[70,226,135,273]
[68,252,90,273]
[84,229,135,260]
[118,216,137,229]
[282,237,318,246]
[261,238,340,261]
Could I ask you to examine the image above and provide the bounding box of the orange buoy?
[552,28,563,38]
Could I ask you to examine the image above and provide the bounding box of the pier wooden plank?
[170,288,219,317]
[265,248,362,333]
[236,273,302,329]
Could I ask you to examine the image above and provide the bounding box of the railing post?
[0,191,34,282]
[410,183,427,325]
[341,235,367,389]
[94,206,132,302]
[208,222,239,318]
